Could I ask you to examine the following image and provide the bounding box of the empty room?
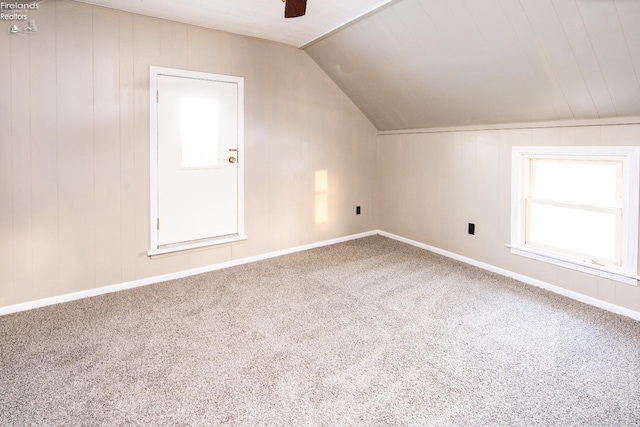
[1,0,639,424]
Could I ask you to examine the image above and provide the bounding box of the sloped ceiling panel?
[304,0,640,131]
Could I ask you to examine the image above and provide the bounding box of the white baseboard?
[4,229,639,322]
[0,230,378,316]
[378,231,640,322]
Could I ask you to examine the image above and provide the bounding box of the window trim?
[510,146,640,286]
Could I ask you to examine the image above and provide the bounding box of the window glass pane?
[181,98,219,168]
[531,160,618,207]
[528,203,617,262]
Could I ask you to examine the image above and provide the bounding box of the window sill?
[508,244,638,286]
[148,235,248,257]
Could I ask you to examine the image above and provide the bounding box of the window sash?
[523,198,622,267]
[528,157,624,209]
[522,156,626,268]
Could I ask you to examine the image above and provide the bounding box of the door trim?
[148,66,246,256]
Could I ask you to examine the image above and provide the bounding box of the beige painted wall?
[4,1,635,317]
[0,0,378,308]
[378,124,640,313]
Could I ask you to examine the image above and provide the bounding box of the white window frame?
[510,146,640,286]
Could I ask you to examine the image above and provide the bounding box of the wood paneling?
[378,123,640,313]
[56,0,95,294]
[198,28,232,76]
[132,15,161,280]
[93,7,122,287]
[119,12,136,282]
[498,0,573,120]
[30,0,59,299]
[615,1,640,90]
[1,0,378,308]
[0,19,13,306]
[519,0,597,119]
[575,0,640,117]
[306,0,640,130]
[11,20,32,303]
[474,130,501,266]
[551,0,616,118]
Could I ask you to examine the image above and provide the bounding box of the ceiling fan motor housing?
[284,0,307,18]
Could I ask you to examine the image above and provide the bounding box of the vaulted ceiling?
[304,0,640,130]
[74,0,640,131]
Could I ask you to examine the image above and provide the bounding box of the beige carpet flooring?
[1,235,639,426]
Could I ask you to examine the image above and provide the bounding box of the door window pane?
[181,98,219,168]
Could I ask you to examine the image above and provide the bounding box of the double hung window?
[510,146,640,286]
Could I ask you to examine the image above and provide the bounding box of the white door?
[155,72,240,247]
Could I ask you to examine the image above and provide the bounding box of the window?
[510,146,640,286]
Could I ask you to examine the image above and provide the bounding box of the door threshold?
[148,235,248,257]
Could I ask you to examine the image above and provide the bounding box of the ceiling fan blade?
[284,0,307,18]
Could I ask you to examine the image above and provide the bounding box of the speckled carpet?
[1,236,639,426]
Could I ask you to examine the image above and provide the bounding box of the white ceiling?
[305,0,640,130]
[73,0,395,47]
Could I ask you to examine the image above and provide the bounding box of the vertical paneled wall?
[0,0,378,308]
[378,124,640,313]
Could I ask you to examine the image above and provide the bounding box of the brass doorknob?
[228,156,237,164]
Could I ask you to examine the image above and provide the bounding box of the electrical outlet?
[468,223,475,235]
[356,206,361,215]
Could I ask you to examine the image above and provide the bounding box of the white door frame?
[148,66,246,256]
